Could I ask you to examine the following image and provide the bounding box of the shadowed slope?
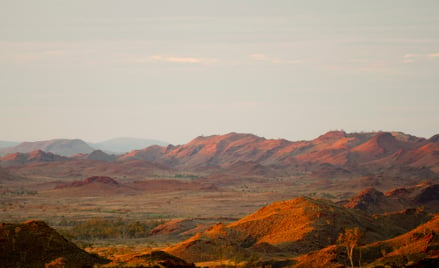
[291,214,439,268]
[361,215,439,267]
[344,183,439,214]
[344,187,396,214]
[52,176,138,196]
[0,220,108,267]
[125,250,194,268]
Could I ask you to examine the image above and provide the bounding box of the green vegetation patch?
[62,217,165,240]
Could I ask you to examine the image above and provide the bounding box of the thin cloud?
[44,50,65,55]
[137,55,219,64]
[324,60,393,74]
[165,57,201,63]
[402,54,416,63]
[249,54,302,64]
[249,54,270,61]
[402,52,439,63]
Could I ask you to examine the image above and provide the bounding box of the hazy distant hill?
[90,137,169,153]
[0,150,68,167]
[0,139,94,156]
[0,141,19,149]
[71,150,117,162]
[2,131,438,185]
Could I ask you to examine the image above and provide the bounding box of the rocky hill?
[166,196,411,263]
[362,215,439,267]
[0,139,94,157]
[343,183,439,214]
[0,150,68,167]
[117,131,439,175]
[71,149,117,162]
[0,220,108,267]
[123,250,195,267]
[90,137,169,153]
[292,215,439,268]
[2,131,438,183]
[52,176,137,196]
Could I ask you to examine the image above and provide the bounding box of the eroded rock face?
[344,187,388,212]
[0,220,108,267]
[414,184,439,203]
[343,184,439,214]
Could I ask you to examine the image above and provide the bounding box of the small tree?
[338,227,363,268]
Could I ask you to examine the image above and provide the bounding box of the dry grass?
[1,155,438,267]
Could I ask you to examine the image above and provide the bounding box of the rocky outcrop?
[0,220,108,267]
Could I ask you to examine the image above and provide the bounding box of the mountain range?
[0,139,94,157]
[90,137,169,153]
[1,131,438,176]
[2,130,439,267]
[118,131,438,169]
[0,137,170,156]
[0,140,19,148]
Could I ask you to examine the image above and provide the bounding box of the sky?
[1,1,439,145]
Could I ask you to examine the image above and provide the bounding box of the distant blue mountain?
[90,137,169,153]
[0,141,19,149]
[0,139,94,157]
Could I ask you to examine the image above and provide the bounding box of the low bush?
[65,217,165,240]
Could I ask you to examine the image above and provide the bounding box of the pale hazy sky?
[1,1,439,144]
